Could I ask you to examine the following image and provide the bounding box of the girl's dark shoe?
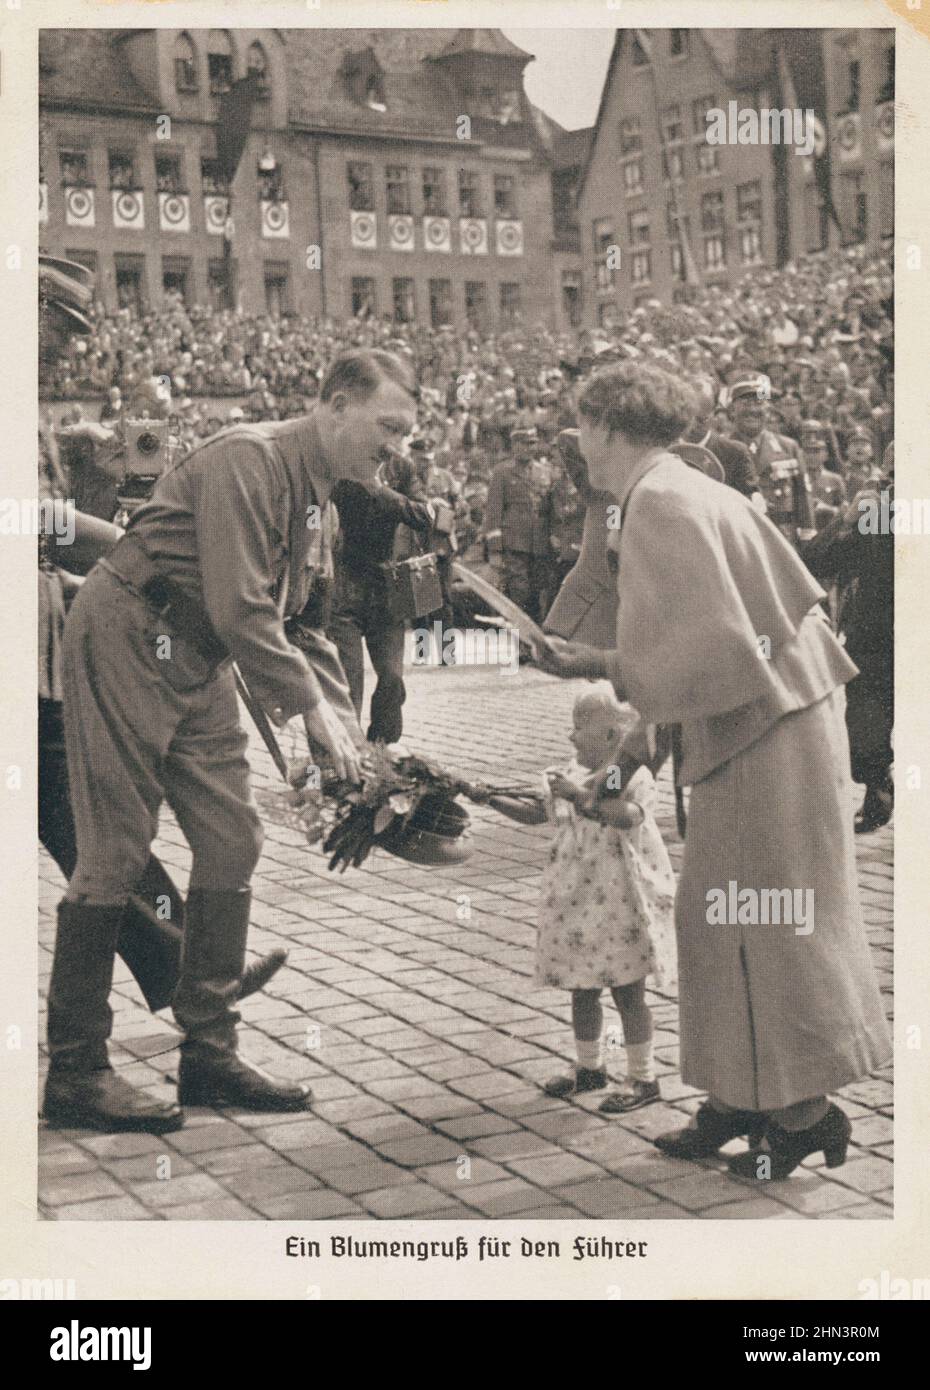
[727,1103,851,1181]
[599,1078,661,1114]
[654,1102,767,1158]
[543,1067,608,1098]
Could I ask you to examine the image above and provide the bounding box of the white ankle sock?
[576,1038,603,1071]
[625,1041,655,1083]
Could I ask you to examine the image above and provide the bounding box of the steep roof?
[39,29,160,112]
[432,30,534,62]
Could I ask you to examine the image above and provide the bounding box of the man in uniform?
[680,376,762,501]
[727,377,815,543]
[46,348,415,1134]
[800,418,847,524]
[484,426,552,623]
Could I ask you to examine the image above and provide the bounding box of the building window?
[662,104,684,145]
[459,169,483,218]
[696,141,720,175]
[108,150,137,190]
[175,33,198,93]
[736,180,762,223]
[704,235,726,270]
[701,189,725,232]
[619,116,642,155]
[385,165,411,216]
[429,278,453,328]
[155,154,183,194]
[207,30,234,95]
[662,146,685,181]
[257,156,284,202]
[162,256,191,305]
[671,243,685,282]
[628,210,650,245]
[666,198,690,240]
[422,167,447,217]
[631,250,652,284]
[878,45,894,103]
[844,59,861,113]
[114,256,145,314]
[207,259,233,310]
[499,282,522,325]
[842,171,867,242]
[464,281,488,331]
[59,149,90,186]
[692,95,715,137]
[201,158,230,196]
[264,264,289,316]
[879,159,893,239]
[561,269,582,327]
[593,218,615,290]
[631,35,649,67]
[248,42,270,98]
[622,159,644,195]
[670,30,690,59]
[392,278,415,323]
[493,174,516,218]
[738,224,763,265]
[347,161,374,212]
[351,276,376,318]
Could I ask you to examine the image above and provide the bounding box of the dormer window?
[342,49,386,111]
[248,41,270,99]
[175,33,198,93]
[208,30,234,96]
[365,77,386,112]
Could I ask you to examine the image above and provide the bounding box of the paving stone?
[41,1170,126,1206]
[50,1196,154,1221]
[505,1153,606,1187]
[360,1183,454,1218]
[555,1178,659,1216]
[827,1156,894,1195]
[133,1173,231,1209]
[436,1113,521,1141]
[253,1190,363,1220]
[374,1134,465,1168]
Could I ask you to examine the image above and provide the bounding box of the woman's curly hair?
[577,362,697,447]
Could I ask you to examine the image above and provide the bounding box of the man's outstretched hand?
[303,699,363,785]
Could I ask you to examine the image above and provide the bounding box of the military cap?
[510,427,538,445]
[800,418,828,439]
[729,377,769,403]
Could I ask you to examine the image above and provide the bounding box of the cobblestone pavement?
[38,662,893,1221]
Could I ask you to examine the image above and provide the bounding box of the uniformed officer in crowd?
[800,418,847,525]
[726,377,815,543]
[45,348,415,1135]
[543,453,585,611]
[679,375,761,501]
[484,425,553,622]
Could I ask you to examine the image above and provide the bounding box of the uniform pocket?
[141,613,218,692]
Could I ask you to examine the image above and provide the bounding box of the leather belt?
[99,534,230,668]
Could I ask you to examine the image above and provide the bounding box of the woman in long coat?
[538,363,890,1181]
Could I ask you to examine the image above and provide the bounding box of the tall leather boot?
[175,889,311,1112]
[43,900,183,1134]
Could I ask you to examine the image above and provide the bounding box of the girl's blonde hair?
[573,684,638,738]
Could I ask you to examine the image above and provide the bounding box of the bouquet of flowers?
[257,741,541,873]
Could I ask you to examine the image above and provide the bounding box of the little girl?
[489,685,677,1113]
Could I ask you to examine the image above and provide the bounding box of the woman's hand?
[535,636,608,681]
[545,770,580,804]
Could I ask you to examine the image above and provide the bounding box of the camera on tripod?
[114,418,170,525]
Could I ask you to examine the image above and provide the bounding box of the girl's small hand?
[545,771,579,803]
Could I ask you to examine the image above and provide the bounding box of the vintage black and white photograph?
[36,22,895,1227]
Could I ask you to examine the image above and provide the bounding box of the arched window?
[247,41,270,98]
[207,30,234,95]
[174,33,198,93]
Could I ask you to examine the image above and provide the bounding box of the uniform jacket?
[543,493,618,648]
[485,458,552,556]
[123,415,337,721]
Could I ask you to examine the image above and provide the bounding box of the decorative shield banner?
[204,195,229,235]
[459,218,488,255]
[39,183,48,226]
[350,210,377,249]
[158,192,191,233]
[835,112,862,162]
[875,102,894,154]
[261,199,290,238]
[495,219,524,256]
[388,214,415,252]
[64,186,95,228]
[423,216,451,253]
[112,189,144,230]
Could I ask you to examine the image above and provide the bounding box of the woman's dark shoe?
[44,1068,183,1134]
[177,1046,312,1112]
[727,1103,851,1181]
[855,778,894,834]
[654,1102,767,1158]
[543,1067,608,1098]
[237,948,288,1000]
